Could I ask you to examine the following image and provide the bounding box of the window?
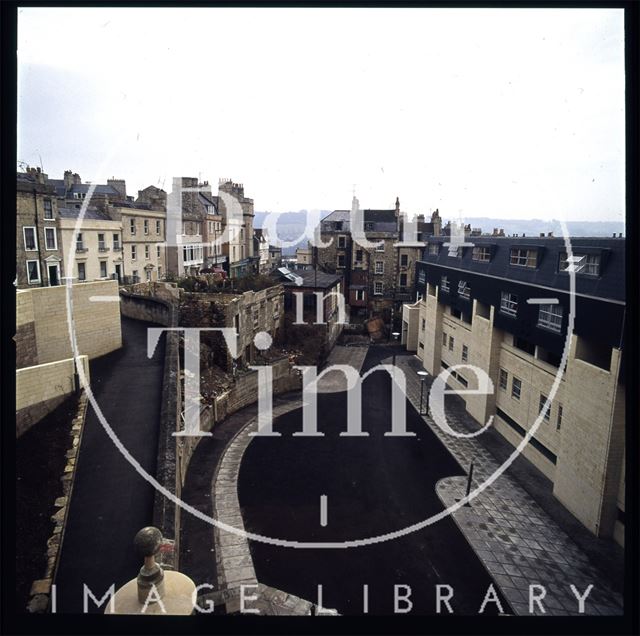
[462,345,468,362]
[144,219,149,235]
[441,276,450,292]
[399,273,407,288]
[337,254,346,268]
[77,262,86,281]
[43,199,53,219]
[338,235,346,248]
[132,269,139,282]
[355,249,363,262]
[157,245,161,259]
[374,281,383,295]
[145,245,150,259]
[146,269,152,281]
[421,318,426,331]
[76,233,85,251]
[448,336,454,351]
[375,261,384,274]
[538,304,563,333]
[500,291,518,317]
[451,307,462,320]
[559,252,600,276]
[44,227,57,250]
[458,280,470,299]
[98,233,107,251]
[157,266,162,279]
[400,254,408,266]
[472,246,491,262]
[113,233,121,249]
[512,377,522,400]
[26,259,40,284]
[539,394,550,421]
[556,405,563,431]
[131,245,137,260]
[130,219,136,234]
[99,261,107,278]
[375,241,385,252]
[355,289,365,301]
[156,220,161,235]
[510,248,537,268]
[514,336,536,356]
[442,332,447,346]
[499,368,508,391]
[23,227,38,251]
[428,243,439,256]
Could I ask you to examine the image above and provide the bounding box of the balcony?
[98,243,109,252]
[113,244,122,251]
[75,245,87,253]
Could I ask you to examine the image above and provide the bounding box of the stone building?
[217,179,258,278]
[253,228,271,274]
[294,243,313,270]
[109,200,167,283]
[57,208,123,283]
[16,169,64,288]
[406,235,626,547]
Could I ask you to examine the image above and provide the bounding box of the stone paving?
[392,351,624,617]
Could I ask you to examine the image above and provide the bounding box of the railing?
[76,245,87,253]
[113,244,122,251]
[98,243,109,252]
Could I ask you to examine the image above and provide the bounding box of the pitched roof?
[58,207,116,221]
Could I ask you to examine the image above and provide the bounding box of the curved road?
[54,317,165,613]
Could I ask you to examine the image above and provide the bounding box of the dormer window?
[458,280,470,299]
[510,248,537,268]
[472,246,491,262]
[428,243,439,256]
[559,252,600,276]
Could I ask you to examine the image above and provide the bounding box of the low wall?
[119,290,174,326]
[16,356,90,437]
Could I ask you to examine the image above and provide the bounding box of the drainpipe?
[33,188,45,287]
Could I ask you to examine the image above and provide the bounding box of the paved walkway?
[391,352,623,616]
[54,317,166,613]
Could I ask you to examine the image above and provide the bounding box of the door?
[48,264,59,286]
[115,264,122,283]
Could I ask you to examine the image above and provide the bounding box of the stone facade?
[16,169,64,288]
[409,275,625,546]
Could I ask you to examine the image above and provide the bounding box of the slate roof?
[277,268,342,289]
[58,207,116,221]
[421,235,625,302]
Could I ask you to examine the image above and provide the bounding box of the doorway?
[48,264,60,286]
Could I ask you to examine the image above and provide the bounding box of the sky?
[17,7,625,222]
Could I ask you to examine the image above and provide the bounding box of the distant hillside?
[254,212,625,254]
[463,218,625,238]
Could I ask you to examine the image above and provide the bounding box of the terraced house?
[404,235,626,547]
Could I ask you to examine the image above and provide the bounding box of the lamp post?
[417,370,428,415]
[391,331,400,367]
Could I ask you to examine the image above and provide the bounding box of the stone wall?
[16,356,90,437]
[16,281,122,367]
[120,290,174,326]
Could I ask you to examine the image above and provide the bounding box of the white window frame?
[43,199,53,220]
[441,276,450,292]
[130,218,136,235]
[458,280,470,299]
[374,281,383,296]
[337,235,347,249]
[462,344,469,362]
[510,248,537,268]
[355,289,365,301]
[559,252,600,276]
[23,226,38,251]
[131,245,137,261]
[538,304,563,333]
[499,368,508,391]
[375,241,385,252]
[512,377,522,400]
[99,260,108,278]
[448,335,454,351]
[113,233,121,249]
[500,291,518,317]
[144,219,149,235]
[472,246,491,262]
[77,262,86,281]
[44,227,58,251]
[26,259,41,284]
[76,232,85,251]
[375,261,384,274]
[156,219,161,235]
[145,245,150,260]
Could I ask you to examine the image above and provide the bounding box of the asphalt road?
[238,345,510,615]
[53,317,165,613]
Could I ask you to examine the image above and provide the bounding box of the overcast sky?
[18,7,624,222]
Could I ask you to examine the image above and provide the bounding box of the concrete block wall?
[16,281,122,365]
[16,355,90,436]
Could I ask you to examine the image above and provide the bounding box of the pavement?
[53,317,165,613]
[235,344,511,616]
[392,350,624,616]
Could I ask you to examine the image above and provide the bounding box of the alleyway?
[54,317,165,613]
